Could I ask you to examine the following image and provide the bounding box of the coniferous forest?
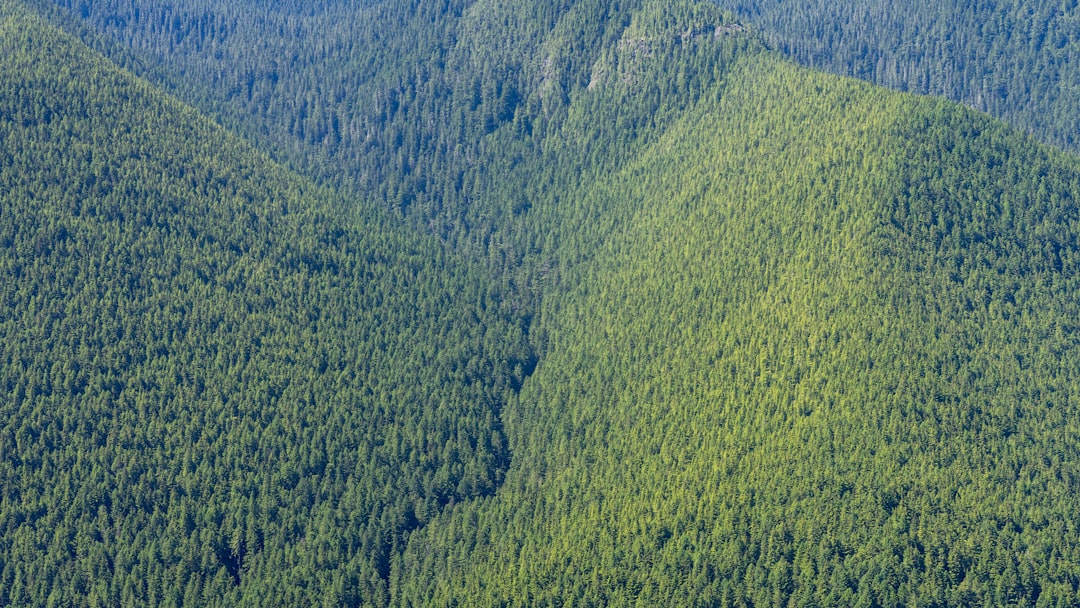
[3,0,1080,606]
[712,0,1080,151]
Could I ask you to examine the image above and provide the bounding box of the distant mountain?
[6,0,1080,606]
[30,0,752,252]
[710,0,1080,150]
[0,2,530,605]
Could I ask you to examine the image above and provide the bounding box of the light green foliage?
[396,43,1080,608]
[5,0,1080,606]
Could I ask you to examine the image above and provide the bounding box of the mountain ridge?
[0,2,532,604]
[6,0,1080,605]
[396,49,1080,607]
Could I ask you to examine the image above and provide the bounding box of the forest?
[710,0,1080,151]
[0,2,532,604]
[3,0,1080,605]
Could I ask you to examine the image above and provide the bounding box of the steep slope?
[396,48,1080,608]
[709,0,1080,150]
[29,0,753,268]
[33,0,1080,256]
[10,0,1080,605]
[0,2,530,605]
[31,0,633,211]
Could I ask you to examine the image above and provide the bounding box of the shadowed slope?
[0,3,529,605]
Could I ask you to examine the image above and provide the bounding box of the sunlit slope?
[0,3,529,605]
[397,55,1080,607]
[9,0,1080,605]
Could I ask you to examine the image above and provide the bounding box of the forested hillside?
[7,0,1080,605]
[397,48,1080,607]
[0,2,531,604]
[31,0,755,260]
[709,0,1080,150]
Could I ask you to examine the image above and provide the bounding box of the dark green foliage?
[6,0,1080,605]
[33,0,586,223]
[0,3,530,605]
[710,0,1080,150]
[30,0,753,263]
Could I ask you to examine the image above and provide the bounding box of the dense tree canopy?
[710,0,1080,150]
[4,0,1080,605]
[0,3,530,604]
[397,51,1080,606]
